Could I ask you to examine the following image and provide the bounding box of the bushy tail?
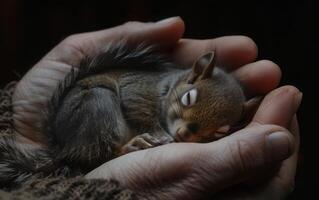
[0,134,75,189]
[42,43,171,170]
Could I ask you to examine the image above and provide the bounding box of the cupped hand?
[86,87,301,200]
[13,16,269,144]
[11,17,300,199]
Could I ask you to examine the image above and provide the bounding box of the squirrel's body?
[43,44,245,170]
[81,66,186,135]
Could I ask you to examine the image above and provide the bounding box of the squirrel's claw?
[118,133,173,156]
[215,125,231,138]
[216,125,230,133]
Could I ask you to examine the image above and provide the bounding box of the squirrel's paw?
[118,133,171,155]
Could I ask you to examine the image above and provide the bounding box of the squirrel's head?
[165,52,246,142]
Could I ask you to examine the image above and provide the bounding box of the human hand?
[12,17,185,144]
[12,17,299,199]
[86,86,301,200]
[12,17,270,144]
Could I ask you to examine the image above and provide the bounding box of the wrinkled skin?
[12,17,301,199]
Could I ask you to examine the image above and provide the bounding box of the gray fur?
[42,43,182,171]
[0,43,245,187]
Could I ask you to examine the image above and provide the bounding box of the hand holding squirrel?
[43,46,248,168]
[9,17,300,199]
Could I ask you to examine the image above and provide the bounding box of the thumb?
[197,124,295,194]
[91,17,186,49]
[86,125,294,198]
[45,17,185,66]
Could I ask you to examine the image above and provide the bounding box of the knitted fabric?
[0,82,136,200]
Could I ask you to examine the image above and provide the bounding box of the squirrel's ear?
[187,51,216,84]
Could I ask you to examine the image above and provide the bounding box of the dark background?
[0,0,315,198]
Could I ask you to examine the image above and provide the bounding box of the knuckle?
[122,21,143,28]
[249,123,288,134]
[58,34,86,59]
[260,124,287,132]
[227,138,264,173]
[62,34,81,45]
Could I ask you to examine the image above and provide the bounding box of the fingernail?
[157,16,181,24]
[267,131,293,162]
[294,92,303,108]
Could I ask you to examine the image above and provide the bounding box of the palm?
[13,57,73,142]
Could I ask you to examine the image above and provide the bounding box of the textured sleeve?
[0,176,136,200]
[0,82,137,200]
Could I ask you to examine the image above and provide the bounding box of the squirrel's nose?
[187,123,199,134]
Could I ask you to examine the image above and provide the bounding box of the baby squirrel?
[41,43,247,171]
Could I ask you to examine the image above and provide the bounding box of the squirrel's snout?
[174,127,189,142]
[186,123,199,134]
[169,119,202,142]
[174,123,199,142]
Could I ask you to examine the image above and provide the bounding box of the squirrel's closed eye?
[181,88,198,106]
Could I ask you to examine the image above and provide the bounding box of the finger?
[85,125,295,197]
[46,17,185,66]
[250,86,302,128]
[272,115,300,193]
[88,17,185,50]
[232,60,281,97]
[171,36,258,68]
[197,124,295,194]
[215,115,300,199]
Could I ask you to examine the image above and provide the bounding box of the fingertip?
[156,16,184,27]
[233,35,258,62]
[233,59,282,96]
[273,85,303,109]
[259,60,282,81]
[154,16,185,44]
[252,85,302,127]
[270,85,301,100]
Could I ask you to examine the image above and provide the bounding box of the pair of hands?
[12,17,301,199]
